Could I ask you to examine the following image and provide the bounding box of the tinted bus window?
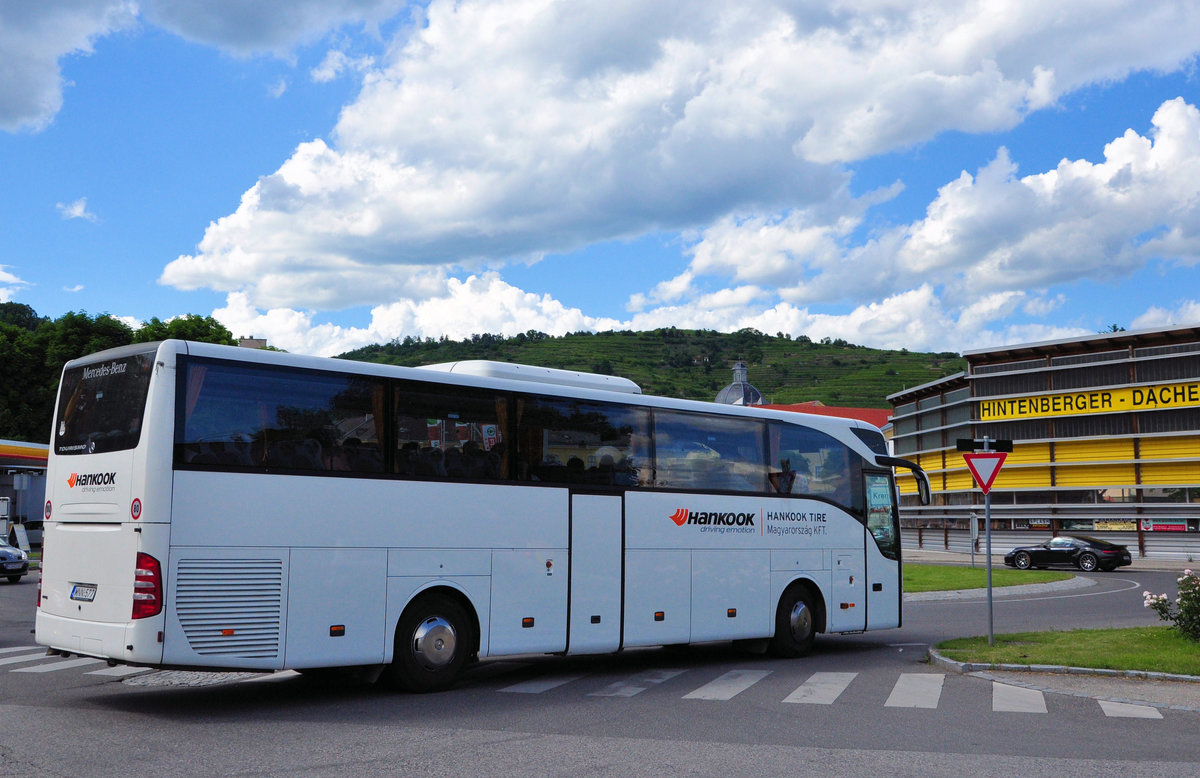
[394,383,508,480]
[516,397,649,486]
[177,359,384,473]
[653,411,767,493]
[55,351,155,455]
[770,421,864,514]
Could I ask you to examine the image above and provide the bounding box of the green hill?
[338,328,965,408]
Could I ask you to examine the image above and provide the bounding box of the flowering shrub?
[1144,569,1200,642]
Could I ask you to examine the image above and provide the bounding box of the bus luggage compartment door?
[831,551,866,632]
[567,494,622,654]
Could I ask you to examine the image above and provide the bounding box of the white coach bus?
[36,340,929,691]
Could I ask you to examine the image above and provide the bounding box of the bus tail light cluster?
[132,552,163,619]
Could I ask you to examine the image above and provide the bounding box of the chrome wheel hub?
[789,600,813,642]
[411,615,457,670]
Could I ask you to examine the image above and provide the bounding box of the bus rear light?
[132,552,163,619]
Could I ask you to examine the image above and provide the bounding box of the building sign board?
[978,380,1200,422]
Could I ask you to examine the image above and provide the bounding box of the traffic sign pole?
[984,443,993,646]
[959,437,1010,647]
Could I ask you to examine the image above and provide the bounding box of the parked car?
[0,538,29,583]
[1004,534,1132,572]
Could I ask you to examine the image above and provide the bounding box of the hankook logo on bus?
[67,472,117,491]
[668,508,756,527]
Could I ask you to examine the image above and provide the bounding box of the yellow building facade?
[888,325,1200,557]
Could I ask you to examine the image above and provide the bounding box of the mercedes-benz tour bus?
[37,340,929,691]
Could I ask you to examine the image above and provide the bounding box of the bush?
[1144,570,1200,642]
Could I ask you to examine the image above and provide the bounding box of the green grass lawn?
[904,563,1072,593]
[907,563,1200,676]
[936,628,1200,676]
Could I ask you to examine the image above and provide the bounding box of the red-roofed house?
[762,401,892,430]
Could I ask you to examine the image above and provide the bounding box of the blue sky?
[3,1,1200,357]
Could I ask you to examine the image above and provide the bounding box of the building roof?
[962,322,1200,362]
[0,439,48,471]
[761,401,892,430]
[885,371,968,405]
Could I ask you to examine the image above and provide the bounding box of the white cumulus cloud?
[166,1,1200,337]
[56,197,98,222]
[0,0,137,132]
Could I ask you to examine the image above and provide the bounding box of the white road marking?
[86,665,153,677]
[782,672,857,704]
[885,673,945,708]
[500,674,588,694]
[992,682,1047,713]
[683,669,772,701]
[1099,700,1163,719]
[0,645,43,655]
[589,668,685,697]
[13,656,103,673]
[0,651,53,667]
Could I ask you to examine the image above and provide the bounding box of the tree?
[0,310,133,441]
[0,302,45,331]
[37,312,134,375]
[133,315,236,345]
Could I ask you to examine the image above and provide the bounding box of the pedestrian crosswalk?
[0,645,153,678]
[0,642,1173,720]
[496,666,1167,720]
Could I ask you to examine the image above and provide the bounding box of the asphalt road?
[1,566,1197,777]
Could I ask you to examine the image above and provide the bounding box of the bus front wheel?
[388,592,473,693]
[769,586,816,658]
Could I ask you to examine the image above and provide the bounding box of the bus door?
[568,493,623,654]
[864,470,902,629]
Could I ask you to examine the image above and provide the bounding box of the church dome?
[714,361,764,406]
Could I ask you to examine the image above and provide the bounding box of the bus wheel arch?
[769,579,824,658]
[386,587,479,693]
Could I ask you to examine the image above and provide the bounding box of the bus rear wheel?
[388,592,473,693]
[769,586,816,658]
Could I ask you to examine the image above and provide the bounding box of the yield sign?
[963,452,1007,495]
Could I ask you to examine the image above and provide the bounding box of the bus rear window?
[55,352,155,455]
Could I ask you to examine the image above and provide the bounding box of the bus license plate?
[70,584,97,602]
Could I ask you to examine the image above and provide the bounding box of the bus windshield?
[54,350,156,456]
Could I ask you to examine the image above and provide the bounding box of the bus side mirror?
[874,455,932,506]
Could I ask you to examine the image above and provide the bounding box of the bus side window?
[393,383,508,481]
[178,361,384,475]
[652,411,767,493]
[769,422,865,514]
[515,397,649,487]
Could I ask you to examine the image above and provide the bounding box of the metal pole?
[983,437,994,647]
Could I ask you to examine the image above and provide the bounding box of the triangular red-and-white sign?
[963,452,1007,494]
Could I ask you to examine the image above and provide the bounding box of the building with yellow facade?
[888,324,1200,559]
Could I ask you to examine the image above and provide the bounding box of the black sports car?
[1004,534,1132,572]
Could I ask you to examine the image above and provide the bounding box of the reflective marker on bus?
[35,340,930,692]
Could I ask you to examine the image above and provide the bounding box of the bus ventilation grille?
[175,558,284,658]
